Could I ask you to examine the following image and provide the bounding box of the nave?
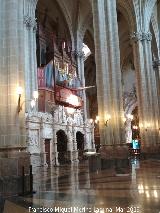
[2,158,160,213]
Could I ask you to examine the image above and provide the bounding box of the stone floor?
[1,157,160,213]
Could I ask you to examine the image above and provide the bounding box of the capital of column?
[24,15,37,32]
[131,32,152,43]
[153,59,160,68]
[74,50,85,60]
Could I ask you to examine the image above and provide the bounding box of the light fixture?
[126,114,133,120]
[122,116,126,123]
[139,123,143,128]
[66,94,79,107]
[89,118,93,124]
[30,99,36,108]
[145,123,151,131]
[104,114,111,127]
[133,125,138,130]
[96,115,99,121]
[17,86,23,113]
[17,87,38,113]
[33,91,38,100]
[66,107,75,114]
[95,115,99,124]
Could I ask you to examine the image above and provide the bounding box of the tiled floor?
[2,157,160,213]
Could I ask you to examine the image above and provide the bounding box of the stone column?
[92,0,124,145]
[76,51,88,121]
[23,0,38,111]
[91,126,95,149]
[73,128,79,162]
[40,138,47,166]
[67,126,74,162]
[53,129,59,166]
[131,32,160,150]
[153,59,160,130]
[50,139,54,165]
[0,0,27,150]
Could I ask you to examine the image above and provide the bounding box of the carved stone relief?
[26,106,94,165]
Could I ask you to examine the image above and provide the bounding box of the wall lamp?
[90,115,111,127]
[145,123,151,131]
[126,114,134,120]
[89,116,99,126]
[17,86,23,113]
[132,125,138,130]
[95,116,99,124]
[17,87,38,113]
[104,114,111,127]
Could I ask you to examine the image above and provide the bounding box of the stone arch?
[56,0,74,49]
[36,0,74,49]
[117,0,136,33]
[78,11,93,47]
[144,0,158,32]
[151,14,160,58]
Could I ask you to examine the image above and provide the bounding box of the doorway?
[56,130,68,164]
[76,131,84,150]
[76,131,84,160]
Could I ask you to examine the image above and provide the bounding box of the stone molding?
[26,108,94,166]
[131,32,152,42]
[153,59,160,68]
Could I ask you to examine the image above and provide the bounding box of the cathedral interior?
[0,0,160,212]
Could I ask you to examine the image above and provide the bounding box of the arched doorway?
[76,131,84,160]
[56,130,68,164]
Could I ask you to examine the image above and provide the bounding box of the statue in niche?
[74,110,83,126]
[67,114,73,125]
[124,118,132,144]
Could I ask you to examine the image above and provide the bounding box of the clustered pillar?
[76,50,88,121]
[23,0,38,111]
[92,0,124,146]
[131,32,160,151]
[0,0,26,149]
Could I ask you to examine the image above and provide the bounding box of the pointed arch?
[117,0,136,33]
[145,0,157,31]
[36,0,74,49]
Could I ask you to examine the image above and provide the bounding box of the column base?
[71,150,79,162]
[40,152,48,167]
[30,153,41,168]
[51,152,59,166]
[141,144,160,159]
[0,148,30,176]
[0,148,30,195]
[98,144,129,170]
